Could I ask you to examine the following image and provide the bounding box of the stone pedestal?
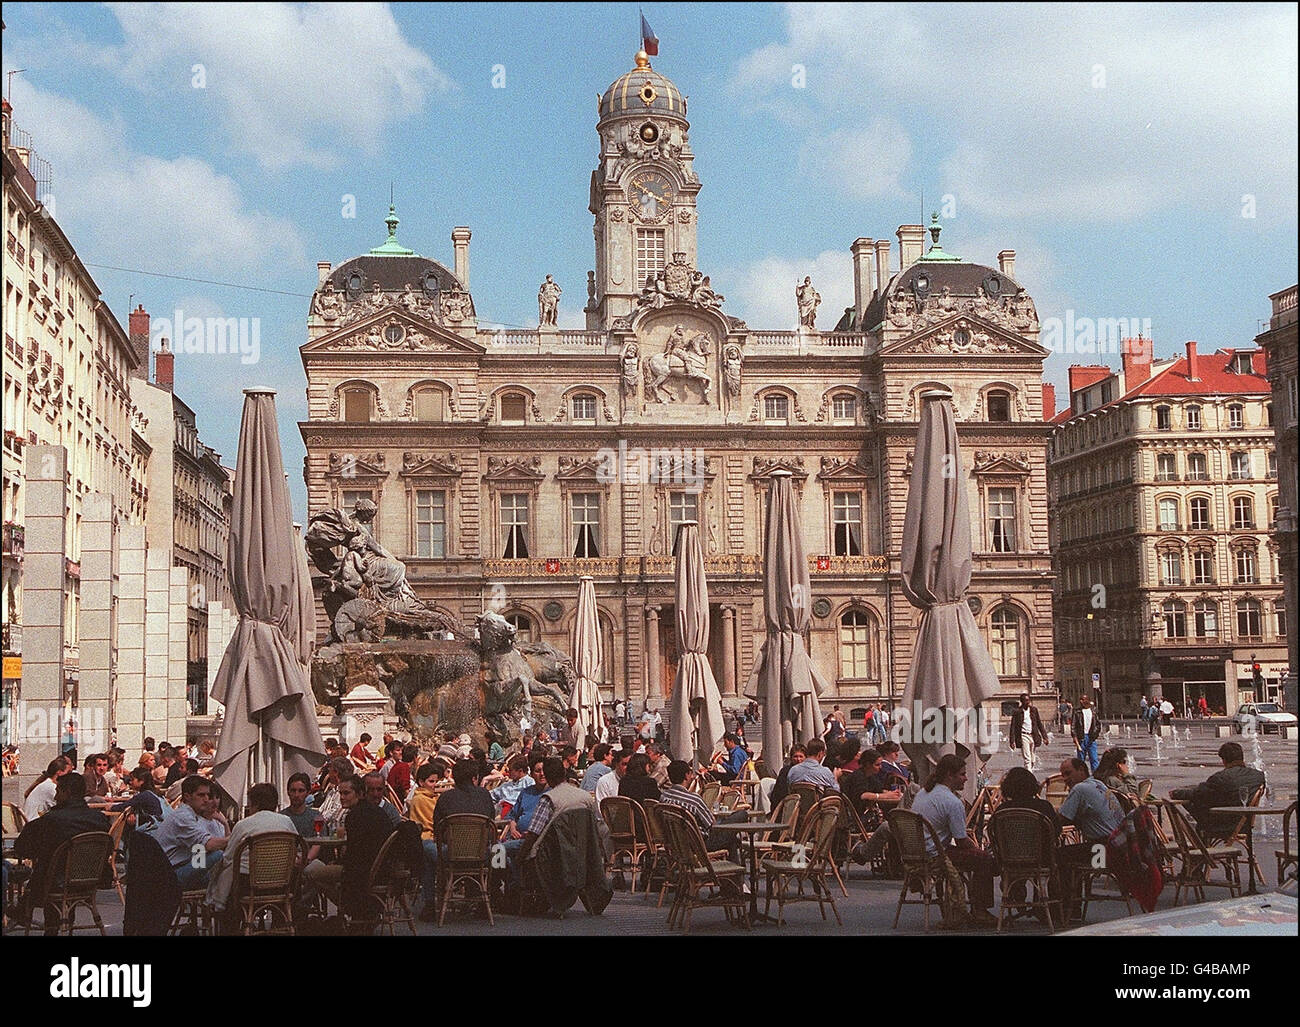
[1215,724,1233,738]
[340,683,389,747]
[1282,725,1298,741]
[19,446,66,798]
[115,524,146,753]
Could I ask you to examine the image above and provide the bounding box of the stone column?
[19,446,66,797]
[168,567,188,741]
[79,493,115,755]
[645,605,662,710]
[145,551,171,740]
[206,599,227,716]
[116,524,146,754]
[720,605,737,696]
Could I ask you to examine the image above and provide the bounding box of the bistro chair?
[698,781,722,809]
[754,793,802,856]
[105,811,128,904]
[1276,802,1297,886]
[2,800,26,839]
[886,808,951,931]
[1166,803,1244,906]
[435,814,496,927]
[1217,785,1266,890]
[23,831,115,936]
[717,787,745,812]
[227,831,306,936]
[638,799,672,905]
[987,808,1062,932]
[361,822,421,935]
[1043,775,1069,812]
[170,887,215,936]
[600,796,649,893]
[761,796,843,927]
[657,805,748,932]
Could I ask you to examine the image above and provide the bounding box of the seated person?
[164,759,202,806]
[595,750,631,813]
[840,748,902,830]
[387,744,417,806]
[310,757,356,833]
[910,754,997,928]
[109,766,165,830]
[997,767,1059,826]
[23,757,73,821]
[878,741,912,787]
[769,744,806,807]
[1094,748,1140,798]
[659,760,747,858]
[1169,742,1265,842]
[490,755,534,816]
[350,733,376,771]
[303,774,383,911]
[420,759,496,920]
[709,733,749,783]
[339,775,398,922]
[485,730,506,768]
[617,753,661,802]
[148,775,230,889]
[13,774,110,934]
[281,773,320,837]
[1056,757,1126,918]
[82,753,111,801]
[206,782,298,917]
[784,738,840,792]
[579,744,614,793]
[363,772,403,827]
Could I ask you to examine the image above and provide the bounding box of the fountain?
[1128,750,1138,775]
[1183,726,1192,744]
[1153,733,1165,763]
[1249,733,1265,774]
[1124,724,1133,741]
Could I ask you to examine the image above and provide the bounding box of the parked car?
[1233,702,1297,734]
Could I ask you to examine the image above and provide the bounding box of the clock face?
[628,171,674,221]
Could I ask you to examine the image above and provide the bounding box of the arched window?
[1162,600,1187,640]
[1186,452,1208,480]
[1191,548,1215,584]
[571,393,598,422]
[1232,496,1255,529]
[342,386,372,422]
[1159,549,1182,585]
[411,385,444,422]
[1189,496,1211,530]
[505,612,534,644]
[838,609,875,679]
[986,389,1011,422]
[1157,498,1179,531]
[500,393,528,425]
[1155,405,1172,431]
[1234,545,1257,584]
[1192,600,1218,639]
[1236,599,1262,639]
[1184,404,1202,430]
[987,606,1022,676]
[1227,403,1244,429]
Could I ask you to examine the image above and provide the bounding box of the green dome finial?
[369,201,416,257]
[920,211,961,263]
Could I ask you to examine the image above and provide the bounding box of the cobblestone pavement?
[4,724,1293,936]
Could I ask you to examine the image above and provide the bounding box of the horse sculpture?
[645,325,712,403]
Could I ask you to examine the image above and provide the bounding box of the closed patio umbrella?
[667,522,726,765]
[897,388,1001,798]
[212,388,325,805]
[744,471,828,766]
[570,575,604,750]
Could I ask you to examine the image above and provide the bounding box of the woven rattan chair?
[2,800,26,838]
[105,811,128,904]
[698,781,722,809]
[886,808,951,931]
[435,813,495,926]
[754,793,802,856]
[362,824,421,935]
[1167,803,1244,906]
[658,805,748,932]
[718,787,744,812]
[227,830,306,936]
[1217,785,1266,890]
[24,831,114,936]
[1277,802,1297,886]
[600,795,648,892]
[761,796,843,926]
[1043,775,1069,811]
[638,799,672,905]
[987,808,1062,932]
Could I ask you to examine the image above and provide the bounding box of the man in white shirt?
[23,758,73,821]
[594,748,631,817]
[910,754,997,928]
[1071,695,1102,773]
[206,782,298,914]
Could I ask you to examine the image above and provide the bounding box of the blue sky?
[4,3,1296,519]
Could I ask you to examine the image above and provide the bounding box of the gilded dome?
[599,51,687,122]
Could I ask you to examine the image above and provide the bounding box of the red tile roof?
[1120,347,1269,400]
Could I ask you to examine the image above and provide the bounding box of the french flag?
[640,12,659,56]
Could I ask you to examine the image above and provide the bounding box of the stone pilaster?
[79,493,115,754]
[168,566,189,740]
[115,524,146,754]
[720,605,737,695]
[645,605,662,709]
[145,551,171,739]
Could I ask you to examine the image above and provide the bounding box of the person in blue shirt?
[709,734,750,783]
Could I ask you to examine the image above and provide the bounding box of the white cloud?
[11,80,305,275]
[797,120,912,200]
[731,4,1298,221]
[721,249,855,331]
[103,3,454,171]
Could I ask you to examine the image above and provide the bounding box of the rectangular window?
[1156,454,1177,481]
[1185,405,1202,430]
[988,488,1017,552]
[763,394,789,423]
[500,493,530,559]
[1192,550,1214,585]
[1160,551,1182,585]
[1235,549,1257,584]
[1230,452,1251,479]
[1194,603,1218,639]
[1190,498,1211,530]
[669,491,699,544]
[571,492,601,558]
[832,395,857,422]
[343,389,371,422]
[1278,601,1288,638]
[832,491,863,556]
[1228,405,1244,429]
[571,394,597,422]
[635,229,666,288]
[1186,453,1208,480]
[415,489,446,558]
[341,490,371,519]
[413,389,444,422]
[1156,406,1171,430]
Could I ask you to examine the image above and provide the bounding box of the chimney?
[451,227,472,289]
[316,261,332,286]
[896,224,925,269]
[1121,336,1153,389]
[128,304,151,380]
[850,238,874,327]
[1042,383,1056,420]
[1185,340,1199,381]
[998,249,1016,278]
[874,239,892,297]
[154,337,174,392]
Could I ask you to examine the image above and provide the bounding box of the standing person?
[1159,696,1175,727]
[1071,696,1102,773]
[1139,695,1149,723]
[875,705,891,746]
[1145,698,1159,735]
[823,706,845,743]
[1196,696,1210,720]
[1010,694,1048,772]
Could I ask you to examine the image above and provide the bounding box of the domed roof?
[319,203,465,298]
[600,51,686,121]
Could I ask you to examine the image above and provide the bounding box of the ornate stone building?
[299,50,1055,716]
[1049,339,1284,717]
[1256,285,1297,705]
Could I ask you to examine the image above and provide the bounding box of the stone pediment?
[556,456,608,481]
[400,452,463,478]
[818,455,876,480]
[972,451,1032,475]
[303,308,483,355]
[325,451,388,479]
[750,455,807,481]
[483,456,543,482]
[881,315,1047,358]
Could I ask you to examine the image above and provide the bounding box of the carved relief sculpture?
[722,342,743,398]
[645,323,712,403]
[621,342,641,396]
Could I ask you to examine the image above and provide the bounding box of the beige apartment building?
[1050,338,1284,717]
[299,49,1056,715]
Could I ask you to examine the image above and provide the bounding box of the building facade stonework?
[1050,339,1284,717]
[299,51,1055,715]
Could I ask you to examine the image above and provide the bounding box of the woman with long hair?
[1094,748,1139,797]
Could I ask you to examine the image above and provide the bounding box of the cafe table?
[709,820,783,925]
[1209,806,1292,895]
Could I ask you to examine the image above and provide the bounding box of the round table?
[710,820,783,925]
[1209,806,1292,895]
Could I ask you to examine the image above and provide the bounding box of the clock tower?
[588,50,700,329]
